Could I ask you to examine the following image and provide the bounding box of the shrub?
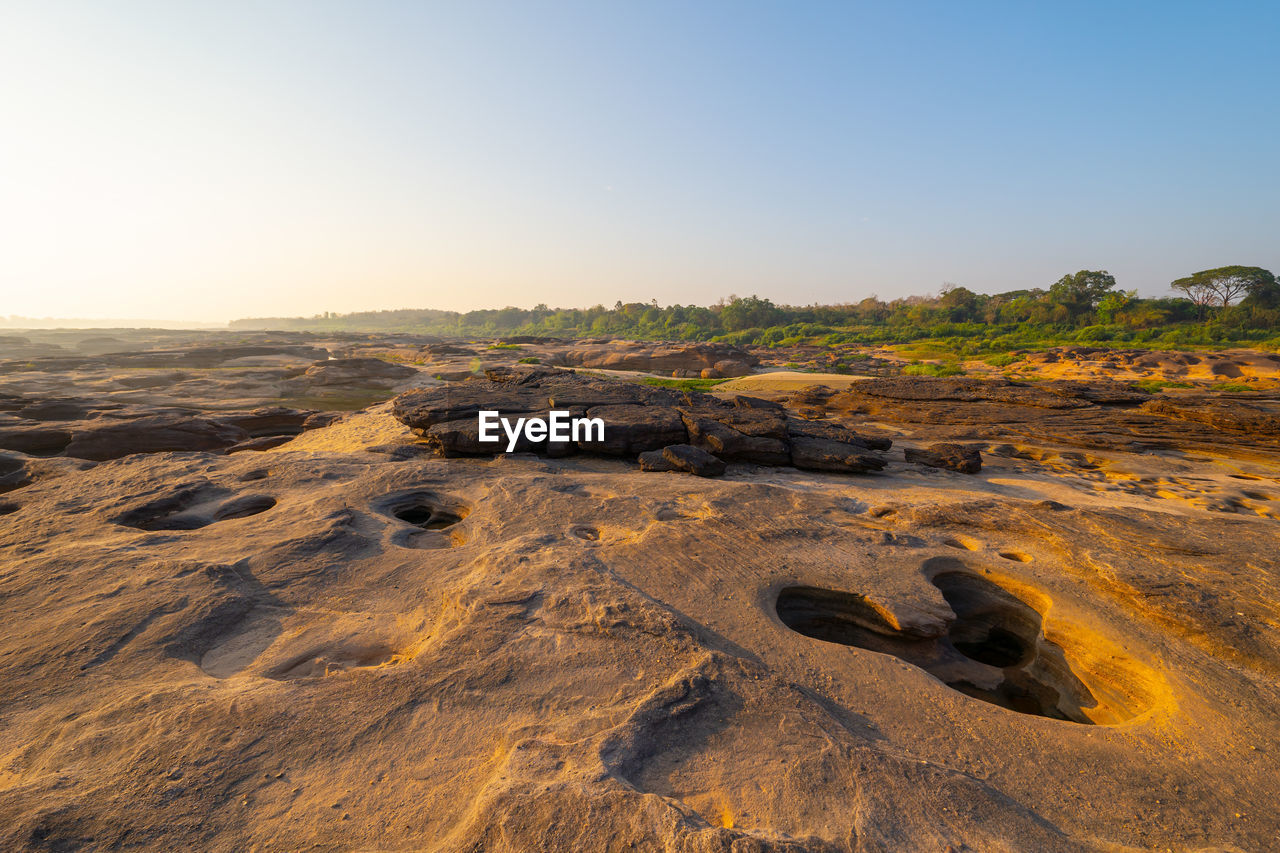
[983,353,1022,367]
[639,377,729,391]
[1131,379,1194,393]
[903,362,964,377]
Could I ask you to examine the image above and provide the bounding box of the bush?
[639,377,729,391]
[1132,379,1194,393]
[517,356,540,364]
[903,362,964,377]
[983,353,1022,367]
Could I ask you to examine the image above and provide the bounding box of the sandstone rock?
[555,341,758,376]
[1,345,330,374]
[732,395,784,411]
[16,399,93,420]
[226,435,295,453]
[302,411,343,430]
[391,367,888,473]
[904,443,983,473]
[787,418,893,452]
[678,405,790,465]
[0,427,73,456]
[713,359,752,376]
[661,444,726,477]
[62,416,249,460]
[790,436,887,473]
[421,343,477,357]
[0,453,31,492]
[1142,399,1280,435]
[300,358,417,387]
[847,377,1089,409]
[216,407,317,437]
[637,449,677,472]
[578,405,687,456]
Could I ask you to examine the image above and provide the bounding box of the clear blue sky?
[2,1,1277,321]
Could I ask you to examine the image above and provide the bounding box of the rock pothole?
[114,485,277,530]
[383,491,469,530]
[381,491,470,548]
[774,572,1159,725]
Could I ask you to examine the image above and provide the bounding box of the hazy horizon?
[3,1,1277,323]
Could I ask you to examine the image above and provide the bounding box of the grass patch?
[983,353,1023,367]
[1212,382,1254,393]
[639,377,731,391]
[487,343,523,350]
[903,362,965,377]
[517,356,541,364]
[1131,379,1195,393]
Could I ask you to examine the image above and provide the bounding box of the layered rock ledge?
[391,367,890,474]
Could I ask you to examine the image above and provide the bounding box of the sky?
[2,1,1277,323]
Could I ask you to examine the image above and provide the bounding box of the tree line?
[230,265,1279,350]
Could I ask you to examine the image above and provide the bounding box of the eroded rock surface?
[392,367,891,474]
[2,339,1280,852]
[545,340,758,377]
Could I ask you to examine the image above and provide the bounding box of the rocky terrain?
[1,330,1279,851]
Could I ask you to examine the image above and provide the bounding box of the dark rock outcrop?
[0,428,73,456]
[226,435,295,453]
[579,406,687,456]
[904,443,984,474]
[546,342,758,377]
[299,358,417,387]
[0,345,330,374]
[215,407,318,437]
[659,444,726,477]
[62,416,249,460]
[391,367,891,474]
[791,437,887,473]
[1141,399,1280,435]
[638,444,727,477]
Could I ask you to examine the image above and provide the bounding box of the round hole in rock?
[998,551,1031,562]
[213,495,277,521]
[384,492,470,531]
[774,575,1158,725]
[951,625,1027,668]
[0,502,18,516]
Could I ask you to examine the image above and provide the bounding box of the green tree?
[1048,270,1117,319]
[1095,289,1135,323]
[1172,266,1276,309]
[938,285,979,321]
[720,295,784,331]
